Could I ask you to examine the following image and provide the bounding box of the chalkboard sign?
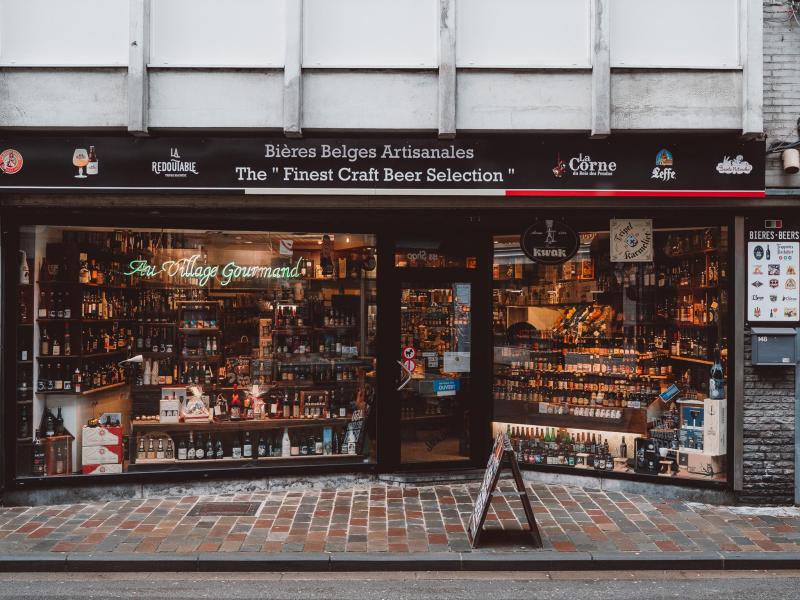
[466,432,542,548]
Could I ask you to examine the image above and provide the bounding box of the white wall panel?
[303,0,437,68]
[151,0,285,67]
[0,71,127,127]
[456,0,590,68]
[0,0,128,66]
[149,71,284,128]
[457,71,591,130]
[303,72,437,129]
[611,0,739,68]
[611,71,741,129]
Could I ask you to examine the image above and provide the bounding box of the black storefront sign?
[0,135,764,196]
[520,219,579,264]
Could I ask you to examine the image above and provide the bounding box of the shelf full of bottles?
[400,287,460,354]
[130,421,362,470]
[506,425,628,472]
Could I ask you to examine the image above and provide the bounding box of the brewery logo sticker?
[753,265,763,274]
[769,264,781,275]
[787,278,797,290]
[520,219,579,265]
[152,147,198,178]
[770,279,780,288]
[651,149,676,182]
[716,155,753,175]
[753,245,764,260]
[752,280,763,288]
[610,219,653,262]
[553,153,617,178]
[0,149,23,175]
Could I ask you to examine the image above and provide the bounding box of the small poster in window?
[610,219,653,262]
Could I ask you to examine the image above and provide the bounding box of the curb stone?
[0,551,797,572]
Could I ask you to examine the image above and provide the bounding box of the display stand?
[466,432,542,549]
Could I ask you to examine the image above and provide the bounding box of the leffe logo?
[651,149,676,182]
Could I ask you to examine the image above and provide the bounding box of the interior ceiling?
[55,227,374,251]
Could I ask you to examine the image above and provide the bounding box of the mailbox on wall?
[751,327,797,366]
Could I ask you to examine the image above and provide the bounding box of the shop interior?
[492,224,729,482]
[15,226,377,477]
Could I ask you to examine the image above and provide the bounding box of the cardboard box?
[82,425,122,447]
[82,463,123,475]
[681,451,726,477]
[82,444,123,465]
[703,398,727,456]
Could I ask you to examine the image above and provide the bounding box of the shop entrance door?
[397,279,473,464]
[379,236,490,468]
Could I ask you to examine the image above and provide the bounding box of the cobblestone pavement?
[0,483,799,554]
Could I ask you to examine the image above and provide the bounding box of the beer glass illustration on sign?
[72,148,89,179]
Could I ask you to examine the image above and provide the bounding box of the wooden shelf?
[35,381,128,396]
[37,318,79,324]
[82,381,127,396]
[494,401,647,435]
[670,355,714,366]
[131,417,351,432]
[181,355,223,362]
[38,350,127,360]
[132,453,357,467]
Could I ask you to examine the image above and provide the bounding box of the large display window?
[492,221,729,482]
[14,226,377,478]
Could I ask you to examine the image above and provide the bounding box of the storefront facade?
[0,133,775,501]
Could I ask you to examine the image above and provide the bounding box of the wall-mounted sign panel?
[747,220,800,323]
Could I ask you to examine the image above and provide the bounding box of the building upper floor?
[0,0,763,136]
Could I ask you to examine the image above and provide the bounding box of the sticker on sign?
[279,239,294,256]
[402,346,416,360]
[401,358,416,373]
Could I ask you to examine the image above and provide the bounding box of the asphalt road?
[0,571,798,600]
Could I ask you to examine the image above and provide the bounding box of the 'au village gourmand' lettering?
[125,255,303,287]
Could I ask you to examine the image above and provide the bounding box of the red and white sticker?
[401,358,416,373]
[402,346,416,360]
[0,149,23,174]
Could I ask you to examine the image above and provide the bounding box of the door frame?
[376,232,493,471]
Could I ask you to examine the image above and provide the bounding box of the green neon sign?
[125,254,305,286]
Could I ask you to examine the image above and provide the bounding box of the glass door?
[398,281,472,464]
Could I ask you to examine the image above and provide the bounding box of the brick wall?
[764,0,800,186]
[741,330,795,504]
[740,1,800,504]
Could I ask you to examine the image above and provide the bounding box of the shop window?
[14,227,377,479]
[493,223,729,483]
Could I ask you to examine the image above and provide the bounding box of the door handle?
[396,360,413,391]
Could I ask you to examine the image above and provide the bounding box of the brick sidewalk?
[0,483,798,555]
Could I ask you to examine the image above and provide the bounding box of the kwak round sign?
[520,219,579,265]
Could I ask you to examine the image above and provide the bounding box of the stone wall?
[740,327,796,504]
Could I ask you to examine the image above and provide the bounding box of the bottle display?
[21,227,377,477]
[493,226,729,482]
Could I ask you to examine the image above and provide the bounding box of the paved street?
[0,571,798,599]
[1,482,799,555]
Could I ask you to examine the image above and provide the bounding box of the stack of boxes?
[81,416,123,475]
[677,398,727,476]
